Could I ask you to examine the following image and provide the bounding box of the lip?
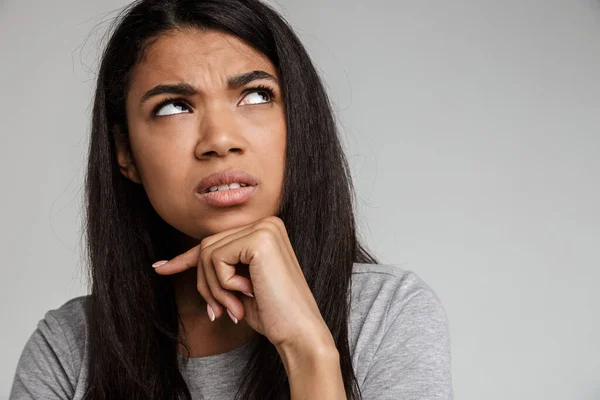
[195,185,257,207]
[195,169,259,194]
[194,169,259,207]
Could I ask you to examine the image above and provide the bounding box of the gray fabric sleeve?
[360,272,454,399]
[9,312,76,400]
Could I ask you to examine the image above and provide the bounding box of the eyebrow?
[139,70,279,105]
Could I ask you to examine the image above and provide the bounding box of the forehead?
[128,28,275,93]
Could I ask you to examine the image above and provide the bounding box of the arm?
[361,273,454,399]
[277,332,347,400]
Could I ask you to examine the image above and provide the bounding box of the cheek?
[130,142,192,212]
[255,125,286,172]
[259,131,286,203]
[128,122,191,183]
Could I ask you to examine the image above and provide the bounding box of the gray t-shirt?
[9,263,453,399]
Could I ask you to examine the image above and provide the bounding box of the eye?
[238,85,276,106]
[153,98,191,117]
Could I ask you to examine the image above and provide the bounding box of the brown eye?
[238,86,276,106]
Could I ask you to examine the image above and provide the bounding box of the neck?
[172,263,258,358]
[166,230,259,357]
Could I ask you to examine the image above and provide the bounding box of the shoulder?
[45,295,90,324]
[35,295,90,369]
[348,263,454,398]
[52,295,90,320]
[42,295,90,344]
[350,262,449,334]
[350,262,447,319]
[356,262,449,338]
[9,295,91,399]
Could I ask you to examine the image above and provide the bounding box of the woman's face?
[116,28,286,242]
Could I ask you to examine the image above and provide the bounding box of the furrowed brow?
[140,82,197,105]
[139,70,278,106]
[228,70,278,89]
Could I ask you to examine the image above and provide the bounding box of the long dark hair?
[83,0,378,398]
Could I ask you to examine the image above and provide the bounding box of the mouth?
[195,184,257,208]
[202,182,251,193]
[194,169,259,207]
[195,169,259,194]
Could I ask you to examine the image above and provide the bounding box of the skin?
[114,28,287,357]
[112,29,347,398]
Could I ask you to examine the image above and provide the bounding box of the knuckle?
[199,247,211,264]
[210,248,220,263]
[199,237,211,250]
[218,274,234,290]
[263,221,278,232]
[253,216,279,230]
[256,227,276,243]
[255,219,276,232]
[211,255,230,287]
[267,217,286,235]
[269,215,284,227]
[196,280,208,295]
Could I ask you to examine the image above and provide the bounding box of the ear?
[113,125,142,184]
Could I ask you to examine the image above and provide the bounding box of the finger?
[207,218,285,265]
[152,245,201,275]
[214,227,282,272]
[204,234,255,294]
[218,222,297,288]
[212,253,254,296]
[201,241,246,322]
[199,221,254,248]
[249,217,290,264]
[199,216,285,252]
[153,222,253,275]
[264,216,290,247]
[262,217,301,270]
[194,257,225,319]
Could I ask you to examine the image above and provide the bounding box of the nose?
[194,105,245,159]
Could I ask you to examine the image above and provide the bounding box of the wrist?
[276,329,339,375]
[277,333,345,400]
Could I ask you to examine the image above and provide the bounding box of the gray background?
[1,0,599,399]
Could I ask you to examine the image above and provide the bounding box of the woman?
[9,0,453,399]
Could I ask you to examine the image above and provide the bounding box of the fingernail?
[227,309,238,324]
[152,260,168,268]
[206,304,215,322]
[242,291,254,298]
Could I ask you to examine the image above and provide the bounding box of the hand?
[152,216,333,350]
